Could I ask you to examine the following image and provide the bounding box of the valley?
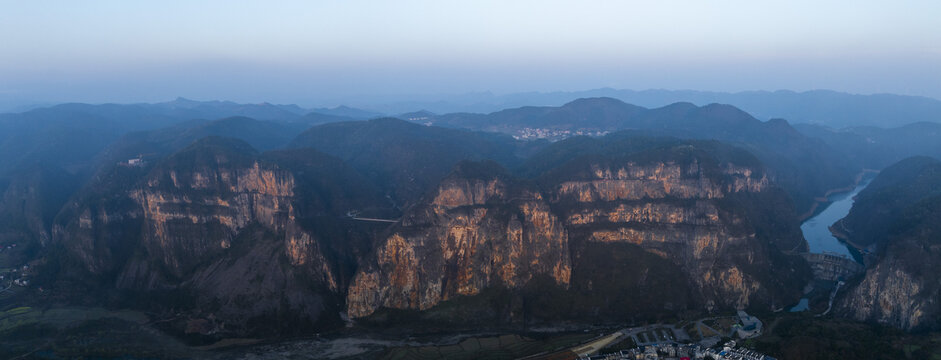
[0,97,940,359]
[4,0,941,357]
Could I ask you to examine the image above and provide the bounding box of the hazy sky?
[2,0,940,106]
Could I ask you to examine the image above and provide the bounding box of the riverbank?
[797,170,879,222]
[828,219,874,265]
[800,171,877,260]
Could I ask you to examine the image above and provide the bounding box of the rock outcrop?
[348,162,571,317]
[348,144,810,320]
[837,156,941,330]
[840,250,935,330]
[53,138,386,334]
[127,161,334,287]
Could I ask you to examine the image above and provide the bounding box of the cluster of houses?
[0,242,17,253]
[121,157,144,167]
[579,341,774,360]
[1,260,31,289]
[512,127,609,141]
[578,311,769,360]
[120,154,157,167]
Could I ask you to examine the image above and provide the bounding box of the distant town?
[512,127,610,141]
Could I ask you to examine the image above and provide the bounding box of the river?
[790,178,871,312]
[800,178,872,258]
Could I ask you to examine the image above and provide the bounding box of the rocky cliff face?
[53,138,384,334]
[555,162,768,202]
[0,167,78,247]
[348,162,571,317]
[47,135,810,332]
[126,161,334,287]
[837,157,941,331]
[840,252,934,330]
[348,146,809,320]
[553,159,788,310]
[838,198,941,331]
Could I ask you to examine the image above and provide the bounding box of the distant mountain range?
[7,95,941,216]
[7,89,941,128]
[413,97,860,213]
[332,88,941,128]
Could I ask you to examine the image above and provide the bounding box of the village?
[0,243,32,295]
[577,341,773,360]
[560,310,772,360]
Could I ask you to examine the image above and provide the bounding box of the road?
[570,331,625,357]
[523,323,697,359]
[817,280,844,317]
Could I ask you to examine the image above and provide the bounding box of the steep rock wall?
[835,158,941,331]
[124,161,335,288]
[556,161,778,310]
[840,255,930,330]
[348,173,571,318]
[52,140,360,334]
[348,157,806,318]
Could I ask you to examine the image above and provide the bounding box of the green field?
[751,314,941,360]
[0,306,148,333]
[704,316,739,336]
[0,305,194,359]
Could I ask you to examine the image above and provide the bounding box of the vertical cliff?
[549,147,806,313]
[0,167,79,247]
[348,161,571,318]
[126,161,334,286]
[838,194,941,330]
[837,157,941,330]
[53,137,388,334]
[348,144,810,320]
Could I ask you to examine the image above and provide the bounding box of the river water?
[800,178,872,258]
[790,178,871,313]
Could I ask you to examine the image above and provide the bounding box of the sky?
[1,0,940,107]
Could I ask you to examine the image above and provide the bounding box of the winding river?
[800,178,872,258]
[789,178,872,312]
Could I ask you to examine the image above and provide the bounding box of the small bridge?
[350,217,399,223]
[345,210,400,223]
